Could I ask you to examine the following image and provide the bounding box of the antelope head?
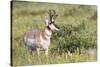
[45,9,59,31]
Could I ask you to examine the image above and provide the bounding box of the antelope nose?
[56,28,60,31]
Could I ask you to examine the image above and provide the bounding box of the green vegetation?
[11,1,97,66]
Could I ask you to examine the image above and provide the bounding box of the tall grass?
[11,1,97,66]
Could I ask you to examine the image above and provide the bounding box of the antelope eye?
[52,21,54,23]
[49,22,54,24]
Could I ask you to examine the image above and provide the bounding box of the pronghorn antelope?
[24,10,59,57]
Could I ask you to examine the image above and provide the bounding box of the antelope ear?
[51,14,58,23]
[54,14,58,19]
[45,15,51,26]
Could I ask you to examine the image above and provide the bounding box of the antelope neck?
[44,27,52,37]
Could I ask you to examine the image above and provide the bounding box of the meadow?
[11,1,97,66]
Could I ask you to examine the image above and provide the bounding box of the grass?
[11,1,97,66]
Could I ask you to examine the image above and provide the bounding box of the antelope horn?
[48,10,53,22]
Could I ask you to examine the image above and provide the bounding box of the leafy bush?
[51,20,96,54]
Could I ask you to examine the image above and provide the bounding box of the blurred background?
[11,1,97,66]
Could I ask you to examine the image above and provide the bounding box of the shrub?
[51,21,96,54]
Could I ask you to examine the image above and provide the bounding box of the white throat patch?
[45,28,52,36]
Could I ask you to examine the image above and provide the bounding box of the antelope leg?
[36,48,40,56]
